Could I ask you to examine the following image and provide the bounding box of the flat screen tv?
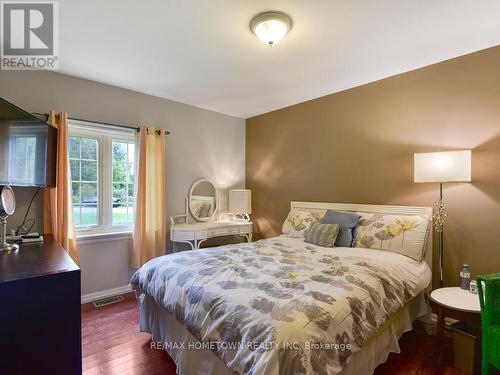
[0,98,56,187]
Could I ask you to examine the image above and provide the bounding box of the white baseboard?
[81,284,133,304]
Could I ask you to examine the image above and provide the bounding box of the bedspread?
[130,236,431,375]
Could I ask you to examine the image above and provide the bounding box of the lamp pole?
[439,183,444,287]
[433,182,446,287]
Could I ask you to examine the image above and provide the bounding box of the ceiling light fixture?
[250,12,292,46]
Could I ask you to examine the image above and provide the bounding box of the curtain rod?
[32,112,171,135]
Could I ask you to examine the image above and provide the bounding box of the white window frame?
[69,120,135,235]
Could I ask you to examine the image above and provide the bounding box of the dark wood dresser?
[0,235,82,374]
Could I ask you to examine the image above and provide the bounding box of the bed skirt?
[139,292,429,375]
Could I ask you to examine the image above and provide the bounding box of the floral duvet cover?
[131,236,431,375]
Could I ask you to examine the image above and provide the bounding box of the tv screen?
[0,98,56,187]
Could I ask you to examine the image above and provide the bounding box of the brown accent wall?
[246,46,500,287]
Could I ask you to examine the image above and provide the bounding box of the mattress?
[131,236,431,374]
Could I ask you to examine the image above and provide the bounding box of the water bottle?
[460,264,471,290]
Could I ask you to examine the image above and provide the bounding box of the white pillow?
[282,210,317,238]
[354,212,430,261]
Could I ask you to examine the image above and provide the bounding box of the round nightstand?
[427,287,481,366]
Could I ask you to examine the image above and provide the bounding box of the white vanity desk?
[170,179,253,250]
[170,220,252,250]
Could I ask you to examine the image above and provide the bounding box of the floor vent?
[93,295,124,308]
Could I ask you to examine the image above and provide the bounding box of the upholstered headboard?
[290,201,433,269]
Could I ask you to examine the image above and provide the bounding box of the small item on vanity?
[21,232,40,239]
[18,232,44,243]
[22,238,43,244]
[469,280,478,295]
[460,264,471,290]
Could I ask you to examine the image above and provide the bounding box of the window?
[69,121,135,234]
[112,141,135,225]
[70,136,99,227]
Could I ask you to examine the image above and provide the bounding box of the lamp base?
[219,212,251,223]
[231,213,250,222]
[0,242,19,252]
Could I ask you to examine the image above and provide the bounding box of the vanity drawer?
[239,224,252,234]
[173,230,195,241]
[207,226,240,237]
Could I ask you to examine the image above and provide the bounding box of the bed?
[131,202,433,375]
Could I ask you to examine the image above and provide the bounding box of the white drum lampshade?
[229,189,252,215]
[414,150,471,183]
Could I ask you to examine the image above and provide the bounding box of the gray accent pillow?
[322,210,361,247]
[304,222,340,248]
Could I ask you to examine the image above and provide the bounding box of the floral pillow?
[282,210,318,238]
[354,212,430,261]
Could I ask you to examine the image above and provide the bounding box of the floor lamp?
[414,150,471,287]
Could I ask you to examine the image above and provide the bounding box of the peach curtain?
[131,126,167,268]
[43,111,79,264]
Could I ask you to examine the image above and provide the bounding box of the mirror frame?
[0,185,16,217]
[188,179,218,222]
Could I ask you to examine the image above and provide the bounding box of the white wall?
[77,234,133,296]
[0,70,246,298]
[8,186,44,235]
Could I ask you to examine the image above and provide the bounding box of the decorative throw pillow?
[322,209,361,247]
[282,210,318,238]
[354,212,430,261]
[304,222,340,247]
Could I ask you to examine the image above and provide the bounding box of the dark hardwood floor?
[82,295,466,375]
[82,294,175,375]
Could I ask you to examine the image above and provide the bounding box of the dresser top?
[0,235,80,284]
[172,220,252,231]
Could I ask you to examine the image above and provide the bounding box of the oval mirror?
[188,179,218,222]
[0,185,16,217]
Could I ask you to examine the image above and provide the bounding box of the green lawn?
[74,207,132,226]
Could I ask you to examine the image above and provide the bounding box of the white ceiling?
[59,0,500,118]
